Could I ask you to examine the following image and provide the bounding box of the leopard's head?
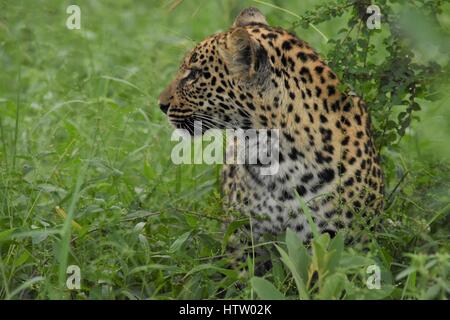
[158,7,275,134]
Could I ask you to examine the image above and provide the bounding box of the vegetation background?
[0,0,448,299]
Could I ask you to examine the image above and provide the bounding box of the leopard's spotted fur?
[159,8,384,245]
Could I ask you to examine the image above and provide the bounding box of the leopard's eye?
[183,69,201,83]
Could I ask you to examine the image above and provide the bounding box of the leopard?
[158,7,384,249]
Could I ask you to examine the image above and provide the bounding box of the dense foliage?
[0,0,448,299]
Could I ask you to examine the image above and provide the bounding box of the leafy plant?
[252,227,395,299]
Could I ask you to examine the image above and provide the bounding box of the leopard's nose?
[158,100,170,114]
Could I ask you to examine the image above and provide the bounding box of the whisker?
[192,113,236,129]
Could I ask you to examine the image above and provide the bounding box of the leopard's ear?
[221,27,270,84]
[233,7,268,27]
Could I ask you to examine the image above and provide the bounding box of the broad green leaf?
[343,280,395,300]
[169,231,192,252]
[275,244,309,300]
[327,232,344,274]
[318,273,346,300]
[339,253,372,269]
[316,233,331,249]
[14,250,31,268]
[0,228,15,242]
[311,237,328,275]
[251,277,285,300]
[286,228,310,282]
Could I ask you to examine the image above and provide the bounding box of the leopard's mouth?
[169,112,254,135]
[169,116,205,136]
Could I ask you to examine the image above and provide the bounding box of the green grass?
[0,0,449,299]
